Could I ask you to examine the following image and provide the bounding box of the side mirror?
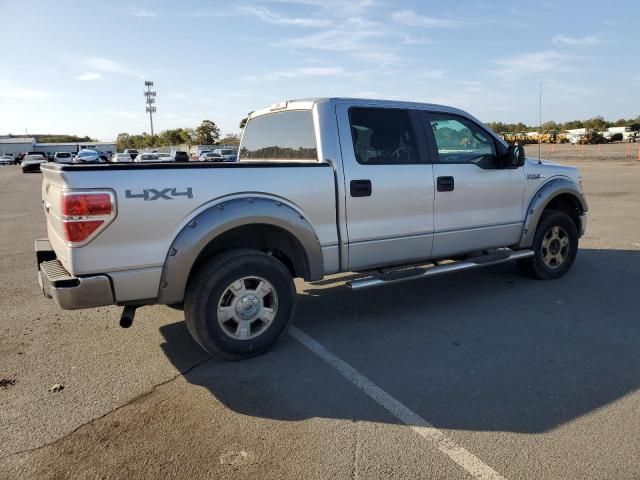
[503,145,525,168]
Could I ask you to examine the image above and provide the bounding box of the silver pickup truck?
[36,98,587,359]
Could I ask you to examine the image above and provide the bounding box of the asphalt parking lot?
[1,149,640,479]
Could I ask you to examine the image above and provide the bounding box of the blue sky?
[1,0,638,140]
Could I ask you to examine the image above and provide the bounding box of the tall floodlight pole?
[144,81,156,138]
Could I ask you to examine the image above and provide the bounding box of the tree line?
[116,119,242,151]
[486,115,640,134]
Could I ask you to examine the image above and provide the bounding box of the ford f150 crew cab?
[36,98,587,359]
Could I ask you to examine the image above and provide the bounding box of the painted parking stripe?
[290,327,507,480]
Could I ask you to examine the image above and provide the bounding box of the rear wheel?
[518,210,578,279]
[184,249,296,359]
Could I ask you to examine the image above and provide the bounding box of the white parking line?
[290,327,507,480]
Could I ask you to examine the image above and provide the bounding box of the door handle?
[350,179,372,197]
[437,176,454,192]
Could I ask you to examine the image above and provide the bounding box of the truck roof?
[248,97,471,120]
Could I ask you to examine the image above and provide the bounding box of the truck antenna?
[538,81,543,164]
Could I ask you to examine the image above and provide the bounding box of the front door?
[420,112,525,258]
[336,104,435,270]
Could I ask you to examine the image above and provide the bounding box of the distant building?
[0,137,36,155]
[35,142,116,155]
[0,138,116,156]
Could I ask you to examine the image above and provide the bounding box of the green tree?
[583,116,607,131]
[219,134,241,146]
[541,121,560,133]
[195,120,220,145]
[239,117,248,129]
[116,133,134,151]
[158,128,186,146]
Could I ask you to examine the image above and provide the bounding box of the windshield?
[77,151,96,158]
[56,153,71,158]
[240,110,317,161]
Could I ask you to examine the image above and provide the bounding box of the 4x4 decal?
[125,187,193,201]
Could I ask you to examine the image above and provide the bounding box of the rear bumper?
[22,163,42,172]
[35,239,115,310]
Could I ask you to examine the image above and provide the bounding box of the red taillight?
[61,194,112,216]
[63,220,104,243]
[59,192,115,245]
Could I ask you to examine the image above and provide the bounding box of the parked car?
[18,151,47,164]
[111,153,133,163]
[156,152,174,162]
[73,150,102,164]
[213,148,237,162]
[35,97,587,360]
[199,151,223,162]
[123,149,139,160]
[53,152,73,164]
[21,154,48,172]
[173,151,190,163]
[0,154,14,165]
[134,153,160,163]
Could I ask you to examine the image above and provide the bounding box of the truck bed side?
[41,162,339,302]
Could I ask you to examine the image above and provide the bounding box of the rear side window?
[240,111,318,161]
[348,108,420,164]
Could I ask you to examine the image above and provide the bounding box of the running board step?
[348,249,534,290]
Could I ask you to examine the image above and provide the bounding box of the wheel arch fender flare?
[157,196,323,305]
[518,177,588,248]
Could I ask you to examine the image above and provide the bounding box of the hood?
[525,158,580,183]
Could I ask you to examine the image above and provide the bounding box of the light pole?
[144,81,156,138]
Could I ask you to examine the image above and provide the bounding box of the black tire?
[184,249,296,360]
[518,210,578,280]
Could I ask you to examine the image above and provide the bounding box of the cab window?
[348,108,420,165]
[240,111,317,161]
[427,114,498,167]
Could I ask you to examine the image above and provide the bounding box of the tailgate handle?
[437,176,454,192]
[350,179,372,197]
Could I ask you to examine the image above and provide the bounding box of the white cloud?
[244,66,345,81]
[237,5,330,27]
[491,50,570,81]
[419,69,445,79]
[275,28,398,64]
[392,9,457,28]
[76,72,103,81]
[552,34,601,46]
[130,6,157,17]
[261,0,379,15]
[400,35,434,45]
[103,110,141,119]
[0,86,59,99]
[86,57,144,79]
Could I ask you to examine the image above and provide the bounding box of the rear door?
[336,104,435,270]
[419,111,525,258]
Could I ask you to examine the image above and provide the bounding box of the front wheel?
[518,210,579,280]
[184,249,296,359]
